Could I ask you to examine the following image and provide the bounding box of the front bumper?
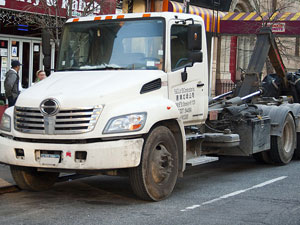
[0,136,144,170]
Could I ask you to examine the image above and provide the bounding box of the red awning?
[168,1,226,33]
[0,0,115,17]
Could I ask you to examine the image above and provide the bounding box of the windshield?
[57,18,164,71]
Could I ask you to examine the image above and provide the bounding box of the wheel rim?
[282,120,294,154]
[150,143,174,185]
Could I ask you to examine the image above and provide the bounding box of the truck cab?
[0,12,208,201]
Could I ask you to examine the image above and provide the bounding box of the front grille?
[14,106,102,134]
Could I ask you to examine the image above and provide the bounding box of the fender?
[153,118,186,173]
[282,103,300,132]
[105,95,180,133]
[105,95,187,171]
[99,93,183,138]
[176,118,186,172]
[256,104,291,136]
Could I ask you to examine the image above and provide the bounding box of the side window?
[171,25,191,70]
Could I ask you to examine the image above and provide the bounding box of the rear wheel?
[10,166,59,191]
[129,126,178,201]
[270,113,296,165]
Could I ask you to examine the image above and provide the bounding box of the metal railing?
[215,80,236,96]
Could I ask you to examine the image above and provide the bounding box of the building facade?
[0,0,116,96]
[216,0,300,95]
[2,0,296,98]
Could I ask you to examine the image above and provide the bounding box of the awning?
[168,1,226,33]
[220,12,300,36]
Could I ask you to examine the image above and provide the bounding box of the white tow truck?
[0,12,300,201]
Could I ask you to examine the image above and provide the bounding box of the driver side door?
[167,22,208,126]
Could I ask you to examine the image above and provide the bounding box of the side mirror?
[181,50,203,82]
[187,24,202,51]
[189,51,203,63]
[181,24,203,82]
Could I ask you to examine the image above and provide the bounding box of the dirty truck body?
[0,12,299,201]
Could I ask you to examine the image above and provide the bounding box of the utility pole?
[183,0,190,13]
[68,0,73,18]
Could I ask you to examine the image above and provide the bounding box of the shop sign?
[0,0,116,16]
[266,22,286,33]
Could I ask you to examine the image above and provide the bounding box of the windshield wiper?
[58,65,128,71]
[96,66,128,70]
[80,64,128,70]
[57,68,80,71]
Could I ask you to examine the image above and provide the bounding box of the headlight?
[0,113,11,132]
[103,112,147,134]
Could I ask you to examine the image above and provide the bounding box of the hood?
[17,70,165,108]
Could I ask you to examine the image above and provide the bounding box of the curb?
[0,178,19,194]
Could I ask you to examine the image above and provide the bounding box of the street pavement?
[0,164,14,184]
[0,164,17,194]
[1,156,300,225]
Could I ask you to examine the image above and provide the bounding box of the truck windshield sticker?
[146,61,155,67]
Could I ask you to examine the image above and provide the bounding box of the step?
[186,156,219,166]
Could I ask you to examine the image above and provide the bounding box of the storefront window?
[32,43,41,83]
[22,42,30,88]
[0,40,8,95]
[11,40,19,60]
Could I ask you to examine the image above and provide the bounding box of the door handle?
[197,82,205,87]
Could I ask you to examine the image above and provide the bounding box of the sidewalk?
[0,164,18,194]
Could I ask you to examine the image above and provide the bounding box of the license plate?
[40,153,60,165]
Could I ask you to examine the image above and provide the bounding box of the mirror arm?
[181,62,194,82]
[184,18,194,24]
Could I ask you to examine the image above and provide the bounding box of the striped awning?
[168,1,226,33]
[220,12,300,36]
[222,12,300,22]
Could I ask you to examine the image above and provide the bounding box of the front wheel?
[10,166,59,191]
[129,126,178,201]
[270,113,296,165]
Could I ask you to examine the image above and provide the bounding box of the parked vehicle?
[0,12,299,201]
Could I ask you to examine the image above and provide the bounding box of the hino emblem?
[40,98,60,116]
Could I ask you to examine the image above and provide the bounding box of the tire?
[253,151,273,164]
[294,133,300,159]
[270,113,296,165]
[10,166,59,191]
[129,126,178,201]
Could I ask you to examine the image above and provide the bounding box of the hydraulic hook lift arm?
[235,27,288,98]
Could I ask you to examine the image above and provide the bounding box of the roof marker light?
[117,15,125,19]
